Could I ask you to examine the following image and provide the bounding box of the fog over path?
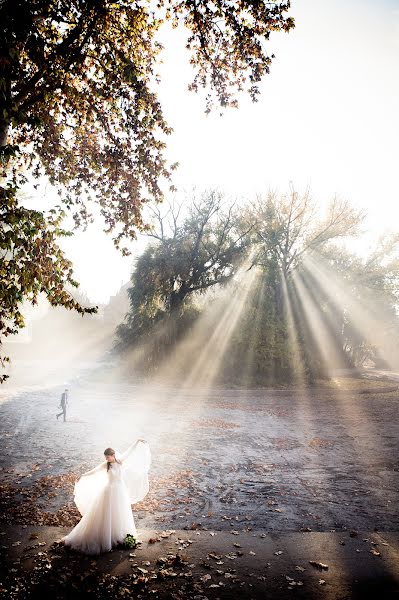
[0,365,398,534]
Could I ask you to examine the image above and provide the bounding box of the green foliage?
[0,187,96,382]
[117,189,399,384]
[0,0,294,380]
[225,189,365,381]
[1,0,172,245]
[221,265,293,385]
[178,0,295,111]
[116,192,251,369]
[0,0,293,245]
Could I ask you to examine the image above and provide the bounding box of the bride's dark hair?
[104,447,121,471]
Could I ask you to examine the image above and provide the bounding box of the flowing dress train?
[63,441,151,554]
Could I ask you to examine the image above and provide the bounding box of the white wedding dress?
[63,441,151,555]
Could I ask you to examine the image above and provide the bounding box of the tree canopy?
[1,0,294,244]
[117,189,399,384]
[251,189,365,277]
[0,0,294,380]
[115,191,250,365]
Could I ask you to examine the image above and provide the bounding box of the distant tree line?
[116,189,399,384]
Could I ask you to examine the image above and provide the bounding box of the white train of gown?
[63,441,151,555]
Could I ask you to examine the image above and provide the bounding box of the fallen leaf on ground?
[160,530,176,539]
[309,561,328,570]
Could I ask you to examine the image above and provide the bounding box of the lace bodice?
[107,462,124,484]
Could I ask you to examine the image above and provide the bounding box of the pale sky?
[58,0,399,303]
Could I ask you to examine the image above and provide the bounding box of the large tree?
[251,189,364,278]
[116,189,399,384]
[0,0,294,380]
[238,190,399,381]
[115,191,251,367]
[223,189,368,382]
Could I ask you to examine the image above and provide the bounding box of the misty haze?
[1,1,398,599]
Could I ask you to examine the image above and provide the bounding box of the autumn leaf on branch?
[0,0,294,380]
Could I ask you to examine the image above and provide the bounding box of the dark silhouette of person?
[56,388,69,422]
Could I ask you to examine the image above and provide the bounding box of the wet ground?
[0,368,398,534]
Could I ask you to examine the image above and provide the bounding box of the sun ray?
[180,264,258,390]
[303,252,398,369]
[239,274,267,387]
[289,257,389,484]
[290,269,347,375]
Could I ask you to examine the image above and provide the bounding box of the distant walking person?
[56,388,69,422]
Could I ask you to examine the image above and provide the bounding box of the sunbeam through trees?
[115,189,399,384]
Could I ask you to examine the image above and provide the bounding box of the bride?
[62,438,151,554]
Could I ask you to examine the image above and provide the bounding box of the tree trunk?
[275,276,284,319]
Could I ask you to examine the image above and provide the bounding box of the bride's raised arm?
[120,438,147,463]
[81,461,107,478]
